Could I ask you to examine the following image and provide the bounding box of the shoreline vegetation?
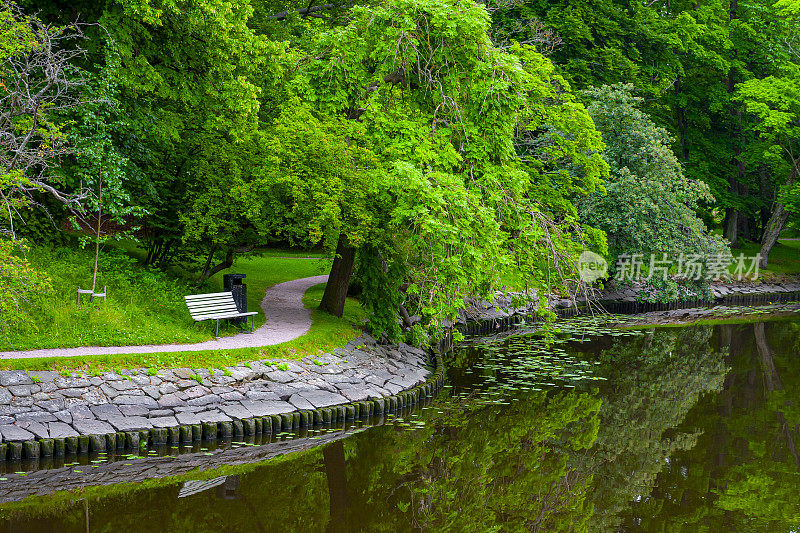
[1,234,798,373]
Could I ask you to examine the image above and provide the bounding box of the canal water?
[1,315,799,532]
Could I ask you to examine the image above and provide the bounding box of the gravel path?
[0,275,329,360]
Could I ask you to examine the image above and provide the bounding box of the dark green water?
[1,317,799,532]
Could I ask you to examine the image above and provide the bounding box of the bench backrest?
[185,292,240,320]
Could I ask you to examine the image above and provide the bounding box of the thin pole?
[90,175,102,301]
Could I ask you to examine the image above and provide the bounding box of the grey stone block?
[288,394,315,411]
[220,391,245,402]
[114,395,158,408]
[72,418,115,436]
[109,380,137,391]
[90,403,123,420]
[383,382,404,394]
[298,390,348,409]
[48,422,79,439]
[0,370,32,387]
[150,416,178,428]
[53,410,72,423]
[219,404,253,420]
[175,412,202,425]
[337,386,370,402]
[243,390,281,401]
[265,370,295,383]
[183,385,211,399]
[17,420,49,439]
[196,410,231,423]
[159,382,179,395]
[131,375,150,386]
[8,385,34,397]
[68,404,94,419]
[107,416,152,432]
[11,396,34,407]
[28,371,59,382]
[15,411,57,423]
[240,400,295,417]
[142,386,161,399]
[0,424,34,441]
[186,395,221,407]
[158,392,185,407]
[54,377,91,388]
[119,405,150,417]
[147,409,175,418]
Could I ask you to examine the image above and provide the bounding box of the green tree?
[735,0,800,268]
[99,0,277,268]
[0,239,51,335]
[484,0,781,248]
[284,0,607,338]
[579,84,727,265]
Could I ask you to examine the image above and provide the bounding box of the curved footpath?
[0,275,445,461]
[0,274,331,360]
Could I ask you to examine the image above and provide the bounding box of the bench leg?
[251,314,255,332]
[215,319,220,338]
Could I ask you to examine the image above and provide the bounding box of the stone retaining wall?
[457,281,800,331]
[0,335,446,463]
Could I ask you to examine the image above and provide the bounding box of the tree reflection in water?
[2,319,800,532]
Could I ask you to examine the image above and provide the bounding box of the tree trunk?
[725,0,746,248]
[759,202,789,269]
[738,213,751,242]
[320,235,356,318]
[760,161,799,268]
[196,245,217,284]
[675,74,689,162]
[194,247,234,286]
[91,174,102,297]
[723,208,738,247]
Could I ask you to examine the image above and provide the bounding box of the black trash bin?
[223,274,247,325]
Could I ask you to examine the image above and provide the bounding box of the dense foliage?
[580,84,726,262]
[2,0,799,340]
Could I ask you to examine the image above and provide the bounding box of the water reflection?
[1,318,800,532]
[619,320,800,531]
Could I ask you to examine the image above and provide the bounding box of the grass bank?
[0,283,366,372]
[733,239,800,276]
[2,242,330,351]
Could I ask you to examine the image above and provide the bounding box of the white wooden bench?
[184,292,258,338]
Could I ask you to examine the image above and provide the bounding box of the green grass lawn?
[205,252,329,331]
[0,283,367,372]
[2,241,333,351]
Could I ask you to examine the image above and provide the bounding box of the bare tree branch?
[1,1,91,238]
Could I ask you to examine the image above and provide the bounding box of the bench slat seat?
[191,311,258,321]
[185,292,232,300]
[184,292,258,337]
